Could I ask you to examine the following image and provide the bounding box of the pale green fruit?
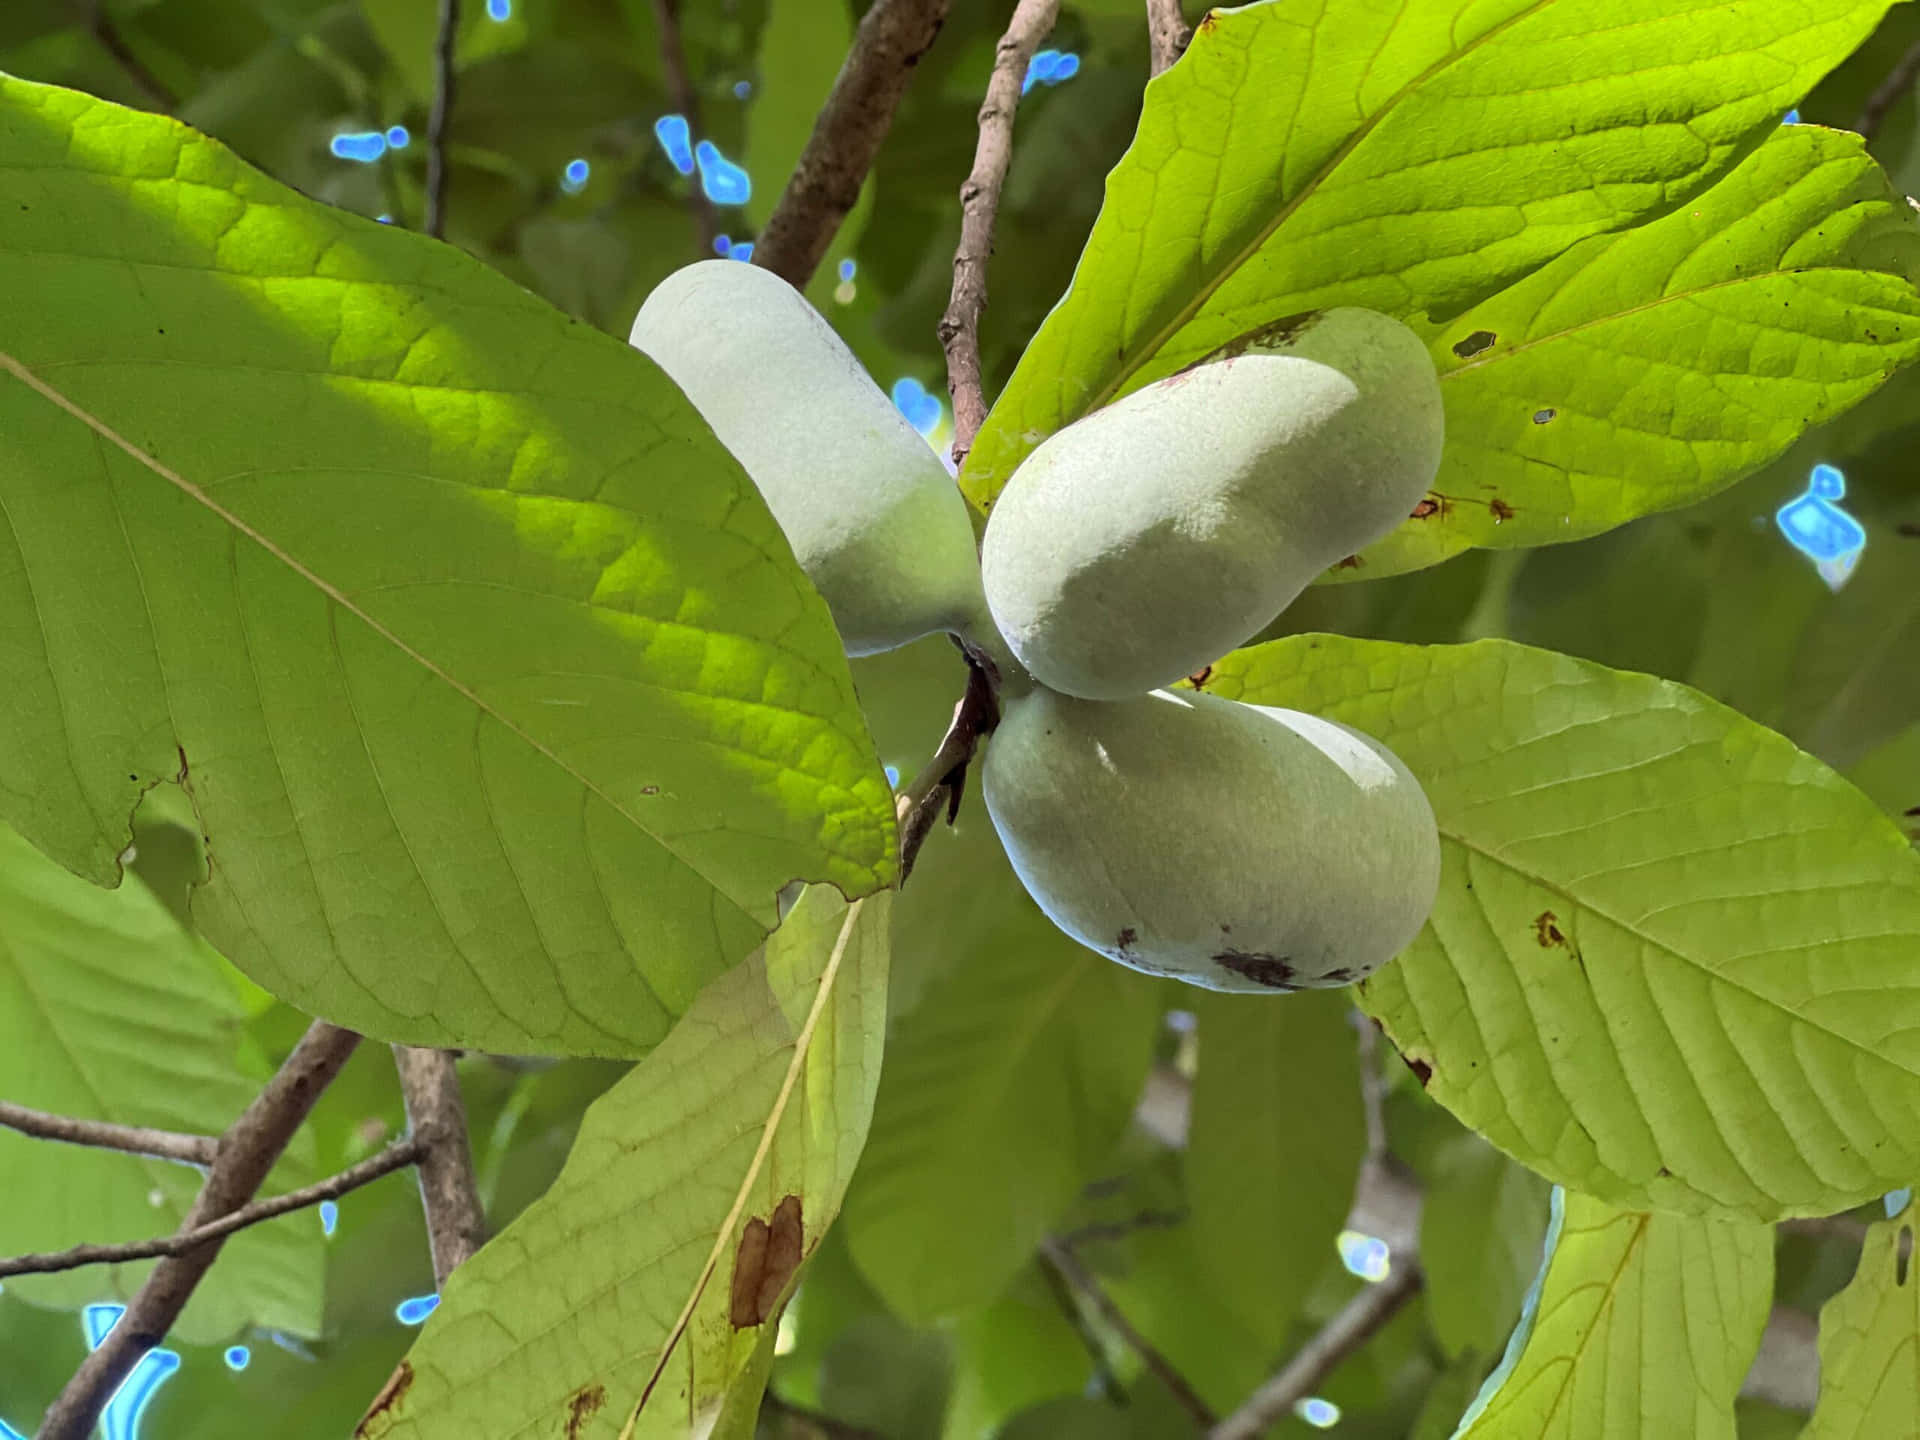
[981,308,1444,699]
[631,260,988,657]
[982,686,1440,993]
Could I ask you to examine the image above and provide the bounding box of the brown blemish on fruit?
[1116,927,1138,950]
[1213,949,1298,989]
[1489,498,1515,523]
[1335,554,1364,570]
[355,1362,413,1437]
[1321,966,1356,984]
[565,1386,606,1438]
[729,1194,804,1328]
[1452,330,1497,359]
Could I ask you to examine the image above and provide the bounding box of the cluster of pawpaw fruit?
[632,261,1443,994]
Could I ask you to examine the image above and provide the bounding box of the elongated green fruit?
[983,686,1440,993]
[981,308,1443,698]
[631,260,988,657]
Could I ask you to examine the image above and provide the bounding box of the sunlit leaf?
[1803,1193,1920,1438]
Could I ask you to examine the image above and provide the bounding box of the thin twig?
[0,1101,215,1169]
[1207,1259,1424,1440]
[753,0,952,287]
[1857,37,1920,141]
[1036,1242,1127,1406]
[1353,1012,1388,1161]
[424,0,460,239]
[393,1046,486,1286]
[1038,1237,1217,1429]
[893,654,1000,882]
[761,1389,886,1440]
[37,1021,362,1440]
[0,1138,423,1279]
[647,0,720,256]
[1145,0,1191,77]
[88,1,178,111]
[1056,1208,1189,1250]
[937,0,1061,467]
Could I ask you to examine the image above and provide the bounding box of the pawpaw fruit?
[982,685,1440,992]
[631,260,988,657]
[980,308,1444,698]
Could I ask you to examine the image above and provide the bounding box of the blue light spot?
[330,131,388,164]
[1165,1008,1197,1033]
[884,765,900,788]
[838,258,856,282]
[1295,1397,1341,1428]
[396,1293,441,1325]
[561,158,591,195]
[1776,463,1866,591]
[83,1305,182,1440]
[734,80,752,99]
[1783,108,1801,124]
[385,126,410,149]
[268,1331,316,1360]
[890,378,943,437]
[1,1418,26,1439]
[1337,1230,1391,1283]
[1022,49,1080,95]
[486,0,511,19]
[695,141,752,205]
[713,232,732,256]
[319,1199,338,1235]
[654,114,695,175]
[727,240,755,262]
[225,1345,251,1371]
[1887,1188,1913,1218]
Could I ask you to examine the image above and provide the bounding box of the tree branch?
[0,1137,423,1280]
[37,1020,361,1440]
[1857,37,1920,141]
[893,651,1000,882]
[761,1389,886,1440]
[937,0,1060,468]
[1145,0,1191,78]
[88,1,178,111]
[0,1101,216,1170]
[648,0,720,255]
[1038,1236,1218,1429]
[753,0,952,288]
[424,0,460,239]
[1208,1257,1424,1440]
[393,1046,486,1286]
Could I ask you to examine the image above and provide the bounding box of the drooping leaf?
[1350,124,1920,579]
[1185,988,1365,1352]
[1208,636,1920,1217]
[940,1267,1093,1440]
[962,0,1905,505]
[0,77,895,1057]
[1454,1189,1772,1438]
[0,823,322,1345]
[1419,1136,1552,1360]
[357,885,890,1440]
[1802,1194,1920,1438]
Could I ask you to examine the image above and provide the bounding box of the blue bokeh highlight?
[225,1345,251,1371]
[561,158,591,195]
[890,378,943,437]
[83,1304,181,1440]
[385,125,410,149]
[1887,1187,1913,1218]
[330,131,390,164]
[734,80,753,99]
[884,764,900,788]
[486,0,512,19]
[1336,1229,1391,1283]
[654,114,695,175]
[1777,463,1866,592]
[1783,108,1801,124]
[319,1199,339,1235]
[1022,50,1081,95]
[838,258,856,282]
[724,239,755,262]
[396,1293,442,1325]
[695,141,752,205]
[1295,1397,1341,1429]
[713,232,733,255]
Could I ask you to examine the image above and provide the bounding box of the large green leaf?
[1420,1136,1552,1361]
[961,0,1905,504]
[0,77,895,1057]
[1186,988,1365,1352]
[1803,1193,1920,1438]
[1454,1189,1772,1438]
[843,817,1164,1323]
[1209,636,1920,1217]
[358,885,890,1440]
[1346,124,1920,579]
[0,822,321,1345]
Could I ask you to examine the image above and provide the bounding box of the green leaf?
[1347,124,1920,580]
[0,77,895,1056]
[1802,1194,1920,1438]
[962,0,1905,505]
[1420,1137,1552,1360]
[941,1267,1094,1440]
[0,822,322,1345]
[1208,636,1920,1217]
[1185,988,1365,1351]
[844,820,1164,1322]
[1455,1189,1772,1438]
[361,885,891,1440]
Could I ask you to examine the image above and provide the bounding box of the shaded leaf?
[1420,1137,1551,1360]
[1210,636,1920,1217]
[1803,1195,1920,1438]
[0,77,894,1056]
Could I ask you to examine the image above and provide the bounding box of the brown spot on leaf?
[1201,310,1321,364]
[1897,522,1920,538]
[1410,498,1440,519]
[1657,1166,1673,1178]
[1489,498,1515,523]
[1900,1225,1914,1286]
[1404,1056,1433,1088]
[639,785,660,796]
[1335,554,1364,570]
[565,1385,606,1438]
[1452,329,1497,359]
[1197,10,1219,32]
[1187,664,1212,690]
[1116,927,1138,950]
[355,1361,414,1437]
[729,1194,804,1328]
[1213,949,1297,989]
[1534,911,1567,948]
